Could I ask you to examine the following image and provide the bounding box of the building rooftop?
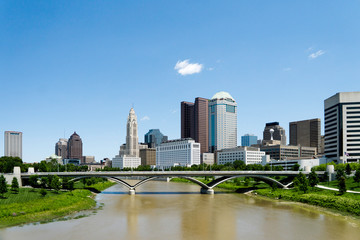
[211,91,234,101]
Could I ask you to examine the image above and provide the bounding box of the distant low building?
[140,148,156,166]
[202,153,214,165]
[216,146,266,165]
[82,156,95,164]
[260,144,317,160]
[262,157,327,171]
[112,156,141,169]
[241,134,258,147]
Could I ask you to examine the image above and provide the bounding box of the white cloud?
[171,109,177,114]
[140,116,150,121]
[174,59,203,75]
[208,67,214,71]
[283,67,292,71]
[309,50,325,59]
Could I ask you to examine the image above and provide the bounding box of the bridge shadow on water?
[100,191,230,195]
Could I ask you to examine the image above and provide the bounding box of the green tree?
[29,175,39,188]
[338,176,347,195]
[294,172,309,193]
[292,163,300,171]
[244,177,250,186]
[346,164,352,175]
[233,160,245,170]
[0,175,8,197]
[50,175,61,193]
[40,188,47,197]
[308,169,319,187]
[11,177,19,193]
[336,169,346,180]
[40,177,48,188]
[353,170,360,187]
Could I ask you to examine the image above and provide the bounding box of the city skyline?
[1,1,360,162]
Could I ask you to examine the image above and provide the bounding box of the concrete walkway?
[316,185,360,194]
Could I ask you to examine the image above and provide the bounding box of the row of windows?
[347,121,360,124]
[347,111,360,114]
[325,107,337,116]
[347,107,360,110]
[347,115,360,119]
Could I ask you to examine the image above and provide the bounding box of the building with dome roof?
[209,91,237,152]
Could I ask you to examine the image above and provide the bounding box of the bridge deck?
[21,170,325,178]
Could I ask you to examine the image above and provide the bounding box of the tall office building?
[181,97,209,154]
[324,92,360,163]
[55,138,68,159]
[126,108,139,157]
[289,118,321,152]
[67,132,83,160]
[263,122,286,145]
[144,129,168,148]
[241,134,258,147]
[208,91,237,152]
[112,108,141,168]
[4,131,22,159]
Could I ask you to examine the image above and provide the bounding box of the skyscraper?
[4,131,22,159]
[144,129,168,148]
[67,132,83,160]
[112,108,141,169]
[126,108,139,157]
[263,122,286,145]
[324,92,360,163]
[181,97,209,154]
[55,138,68,159]
[241,134,258,147]
[289,118,321,152]
[208,91,237,152]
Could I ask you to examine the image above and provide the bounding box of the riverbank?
[0,181,116,228]
[254,187,360,216]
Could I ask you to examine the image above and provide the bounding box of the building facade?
[156,138,200,168]
[216,146,266,165]
[67,132,83,160]
[140,148,156,166]
[241,134,258,147]
[324,92,360,163]
[144,129,168,148]
[181,97,209,154]
[4,131,22,159]
[208,91,237,152]
[112,108,141,169]
[263,122,286,145]
[260,144,317,160]
[289,118,321,153]
[55,138,68,160]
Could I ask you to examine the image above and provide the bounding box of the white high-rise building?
[325,92,360,163]
[156,138,200,168]
[112,108,141,169]
[208,91,237,152]
[4,131,23,159]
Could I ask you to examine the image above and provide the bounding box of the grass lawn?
[0,180,116,228]
[0,188,95,228]
[319,178,360,192]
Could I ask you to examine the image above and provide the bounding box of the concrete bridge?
[19,170,326,194]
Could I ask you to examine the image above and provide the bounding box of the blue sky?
[1,1,359,162]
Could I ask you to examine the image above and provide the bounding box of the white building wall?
[112,156,141,169]
[156,139,200,168]
[217,147,265,165]
[4,131,22,159]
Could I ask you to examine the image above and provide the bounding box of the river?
[1,181,360,240]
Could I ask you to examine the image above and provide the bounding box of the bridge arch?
[206,175,288,189]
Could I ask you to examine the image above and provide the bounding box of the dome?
[211,91,235,101]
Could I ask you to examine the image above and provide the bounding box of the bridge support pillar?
[129,189,136,195]
[200,188,214,194]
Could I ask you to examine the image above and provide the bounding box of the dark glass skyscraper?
[67,132,83,160]
[144,129,168,148]
[181,97,209,153]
